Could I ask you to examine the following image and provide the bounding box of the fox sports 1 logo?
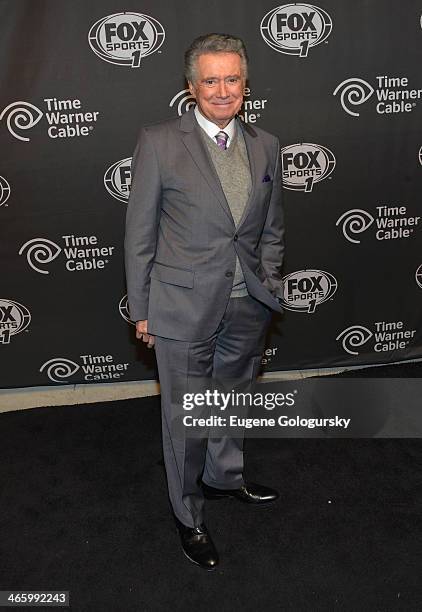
[119,294,135,325]
[0,175,11,207]
[104,158,132,202]
[281,269,337,313]
[88,12,165,67]
[260,4,332,57]
[281,143,335,192]
[0,299,31,344]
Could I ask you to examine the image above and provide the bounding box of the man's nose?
[216,80,229,98]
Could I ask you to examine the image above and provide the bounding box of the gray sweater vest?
[200,124,251,297]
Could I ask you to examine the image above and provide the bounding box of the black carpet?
[1,365,421,611]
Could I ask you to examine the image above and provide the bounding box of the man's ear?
[188,81,196,98]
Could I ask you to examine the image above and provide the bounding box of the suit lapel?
[179,108,268,229]
[180,108,234,224]
[237,118,266,230]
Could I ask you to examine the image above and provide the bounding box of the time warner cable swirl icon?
[333,78,374,117]
[18,238,62,274]
[40,358,80,383]
[336,209,375,244]
[0,101,43,141]
[169,89,196,116]
[336,325,373,355]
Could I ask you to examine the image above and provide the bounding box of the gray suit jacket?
[124,106,285,342]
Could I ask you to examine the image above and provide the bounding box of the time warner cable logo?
[88,12,165,67]
[281,269,337,313]
[40,354,130,383]
[337,206,420,243]
[336,209,375,243]
[334,76,421,117]
[260,4,332,57]
[19,235,116,273]
[19,238,61,274]
[40,358,80,383]
[169,90,196,115]
[0,102,43,141]
[1,98,100,141]
[333,79,374,117]
[336,325,373,355]
[337,321,416,355]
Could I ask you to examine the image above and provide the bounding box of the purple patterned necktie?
[215,130,228,150]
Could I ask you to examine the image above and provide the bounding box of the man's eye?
[228,78,239,83]
[205,80,216,85]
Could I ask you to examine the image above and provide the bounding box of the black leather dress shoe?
[174,516,219,570]
[202,481,279,504]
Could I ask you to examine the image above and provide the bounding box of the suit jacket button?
[233,234,238,241]
[225,271,233,277]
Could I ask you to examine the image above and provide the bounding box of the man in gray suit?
[125,33,285,570]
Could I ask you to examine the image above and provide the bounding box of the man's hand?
[136,320,155,348]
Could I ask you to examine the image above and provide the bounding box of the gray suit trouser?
[154,294,272,528]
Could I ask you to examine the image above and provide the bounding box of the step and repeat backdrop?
[1,1,422,387]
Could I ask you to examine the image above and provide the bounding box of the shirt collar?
[194,105,236,148]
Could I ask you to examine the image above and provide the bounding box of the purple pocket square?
[262,174,272,182]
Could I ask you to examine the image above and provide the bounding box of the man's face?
[188,52,245,128]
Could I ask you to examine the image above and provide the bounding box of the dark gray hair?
[184,33,248,84]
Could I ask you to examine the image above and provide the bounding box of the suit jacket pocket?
[150,261,194,288]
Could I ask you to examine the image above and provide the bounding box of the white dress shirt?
[194,105,236,149]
